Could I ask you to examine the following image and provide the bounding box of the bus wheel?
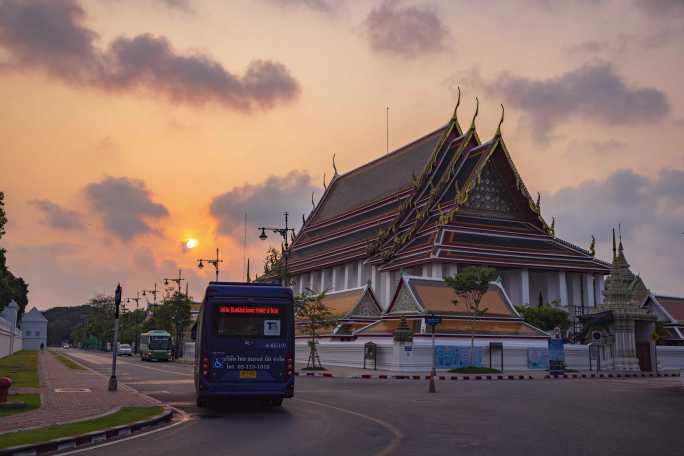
[270,398,283,407]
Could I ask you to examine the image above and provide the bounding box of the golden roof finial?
[332,153,338,176]
[323,172,327,190]
[452,86,461,121]
[469,97,479,130]
[496,104,505,136]
[311,192,316,209]
[589,235,596,256]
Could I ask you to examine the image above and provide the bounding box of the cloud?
[30,199,83,230]
[363,0,449,58]
[634,0,684,19]
[159,0,193,12]
[0,0,300,110]
[471,63,669,143]
[267,0,337,14]
[209,170,319,237]
[543,168,684,294]
[83,176,169,240]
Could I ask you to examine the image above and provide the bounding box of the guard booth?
[363,341,377,370]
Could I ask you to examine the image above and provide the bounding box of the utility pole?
[258,212,296,287]
[197,248,224,282]
[164,270,185,295]
[108,284,122,391]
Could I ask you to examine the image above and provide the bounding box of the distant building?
[21,308,47,350]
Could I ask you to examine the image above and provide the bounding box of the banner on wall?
[527,348,549,369]
[435,346,482,369]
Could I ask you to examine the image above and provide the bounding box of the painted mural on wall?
[435,346,482,368]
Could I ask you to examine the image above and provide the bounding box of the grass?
[51,352,85,370]
[301,366,328,371]
[448,366,502,374]
[0,351,39,388]
[0,393,41,417]
[0,406,165,449]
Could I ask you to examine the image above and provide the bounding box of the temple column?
[331,268,337,292]
[344,264,350,290]
[596,275,605,305]
[558,271,568,307]
[520,269,530,307]
[432,262,443,278]
[320,269,326,292]
[422,264,430,278]
[383,271,392,308]
[357,261,363,287]
[309,271,314,291]
[298,274,304,294]
[370,265,378,295]
[583,274,595,308]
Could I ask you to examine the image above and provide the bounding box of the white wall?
[0,316,23,358]
[656,346,684,370]
[22,320,47,351]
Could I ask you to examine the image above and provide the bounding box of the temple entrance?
[636,343,651,372]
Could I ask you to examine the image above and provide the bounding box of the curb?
[295,371,681,381]
[0,408,174,456]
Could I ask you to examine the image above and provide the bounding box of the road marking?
[58,407,194,456]
[295,398,403,456]
[126,379,193,385]
[68,351,192,377]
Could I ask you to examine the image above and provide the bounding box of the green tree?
[120,309,147,348]
[143,292,191,356]
[445,266,497,367]
[515,304,570,334]
[0,192,29,317]
[296,290,335,370]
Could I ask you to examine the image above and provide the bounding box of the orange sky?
[1,0,683,308]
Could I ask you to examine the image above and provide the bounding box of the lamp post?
[142,283,159,311]
[108,283,122,391]
[197,248,224,282]
[163,269,185,296]
[258,212,296,287]
[126,290,142,310]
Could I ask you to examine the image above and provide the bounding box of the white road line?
[68,351,192,377]
[295,398,403,456]
[126,379,193,385]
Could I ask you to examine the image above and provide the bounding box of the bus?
[139,330,173,361]
[193,282,295,407]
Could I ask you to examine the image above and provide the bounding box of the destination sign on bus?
[218,306,280,315]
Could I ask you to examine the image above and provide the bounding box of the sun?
[185,238,199,249]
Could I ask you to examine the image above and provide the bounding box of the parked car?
[118,344,133,356]
[62,342,70,349]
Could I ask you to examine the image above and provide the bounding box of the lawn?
[0,393,41,417]
[448,366,502,374]
[0,406,165,449]
[0,351,39,388]
[51,352,85,370]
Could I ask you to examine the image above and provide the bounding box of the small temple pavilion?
[288,98,611,333]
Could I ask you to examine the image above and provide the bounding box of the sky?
[0,0,682,310]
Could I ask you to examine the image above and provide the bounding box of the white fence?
[656,346,684,370]
[0,315,22,358]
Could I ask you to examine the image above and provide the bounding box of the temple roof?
[288,103,610,275]
[386,276,520,318]
[318,286,382,319]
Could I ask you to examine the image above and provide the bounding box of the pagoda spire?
[451,86,461,121]
[612,227,617,260]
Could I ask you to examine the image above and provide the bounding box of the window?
[25,330,31,336]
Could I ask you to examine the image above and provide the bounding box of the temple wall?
[656,346,684,370]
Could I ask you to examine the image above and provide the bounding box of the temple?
[288,99,611,332]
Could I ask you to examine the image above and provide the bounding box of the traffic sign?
[425,315,442,327]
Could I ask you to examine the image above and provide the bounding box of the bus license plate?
[239,370,257,379]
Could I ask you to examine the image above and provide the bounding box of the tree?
[445,266,497,367]
[515,304,570,334]
[296,290,335,370]
[0,192,29,317]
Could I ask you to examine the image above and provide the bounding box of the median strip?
[0,406,169,454]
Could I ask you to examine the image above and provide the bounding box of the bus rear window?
[214,305,284,337]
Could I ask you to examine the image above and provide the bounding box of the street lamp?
[163,269,186,296]
[126,290,142,310]
[141,283,160,310]
[257,212,296,286]
[197,248,224,282]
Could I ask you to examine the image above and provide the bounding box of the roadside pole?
[108,284,122,392]
[426,314,442,393]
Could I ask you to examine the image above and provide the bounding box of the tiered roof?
[288,100,610,275]
[354,276,548,338]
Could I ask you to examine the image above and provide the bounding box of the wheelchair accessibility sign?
[213,358,224,369]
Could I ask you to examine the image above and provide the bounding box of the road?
[64,350,684,456]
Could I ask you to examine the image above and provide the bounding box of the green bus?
[139,330,173,361]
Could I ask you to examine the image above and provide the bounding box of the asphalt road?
[64,350,684,456]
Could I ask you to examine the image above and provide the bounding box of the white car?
[118,344,133,356]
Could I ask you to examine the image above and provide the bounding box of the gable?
[349,290,382,317]
[462,158,517,216]
[388,283,422,314]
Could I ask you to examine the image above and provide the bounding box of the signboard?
[263,320,281,336]
[548,338,565,374]
[527,348,549,369]
[435,346,482,369]
[219,306,279,315]
[425,315,442,327]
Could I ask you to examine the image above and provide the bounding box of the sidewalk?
[0,351,156,434]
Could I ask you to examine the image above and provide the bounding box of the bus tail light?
[201,354,210,377]
[287,354,294,377]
